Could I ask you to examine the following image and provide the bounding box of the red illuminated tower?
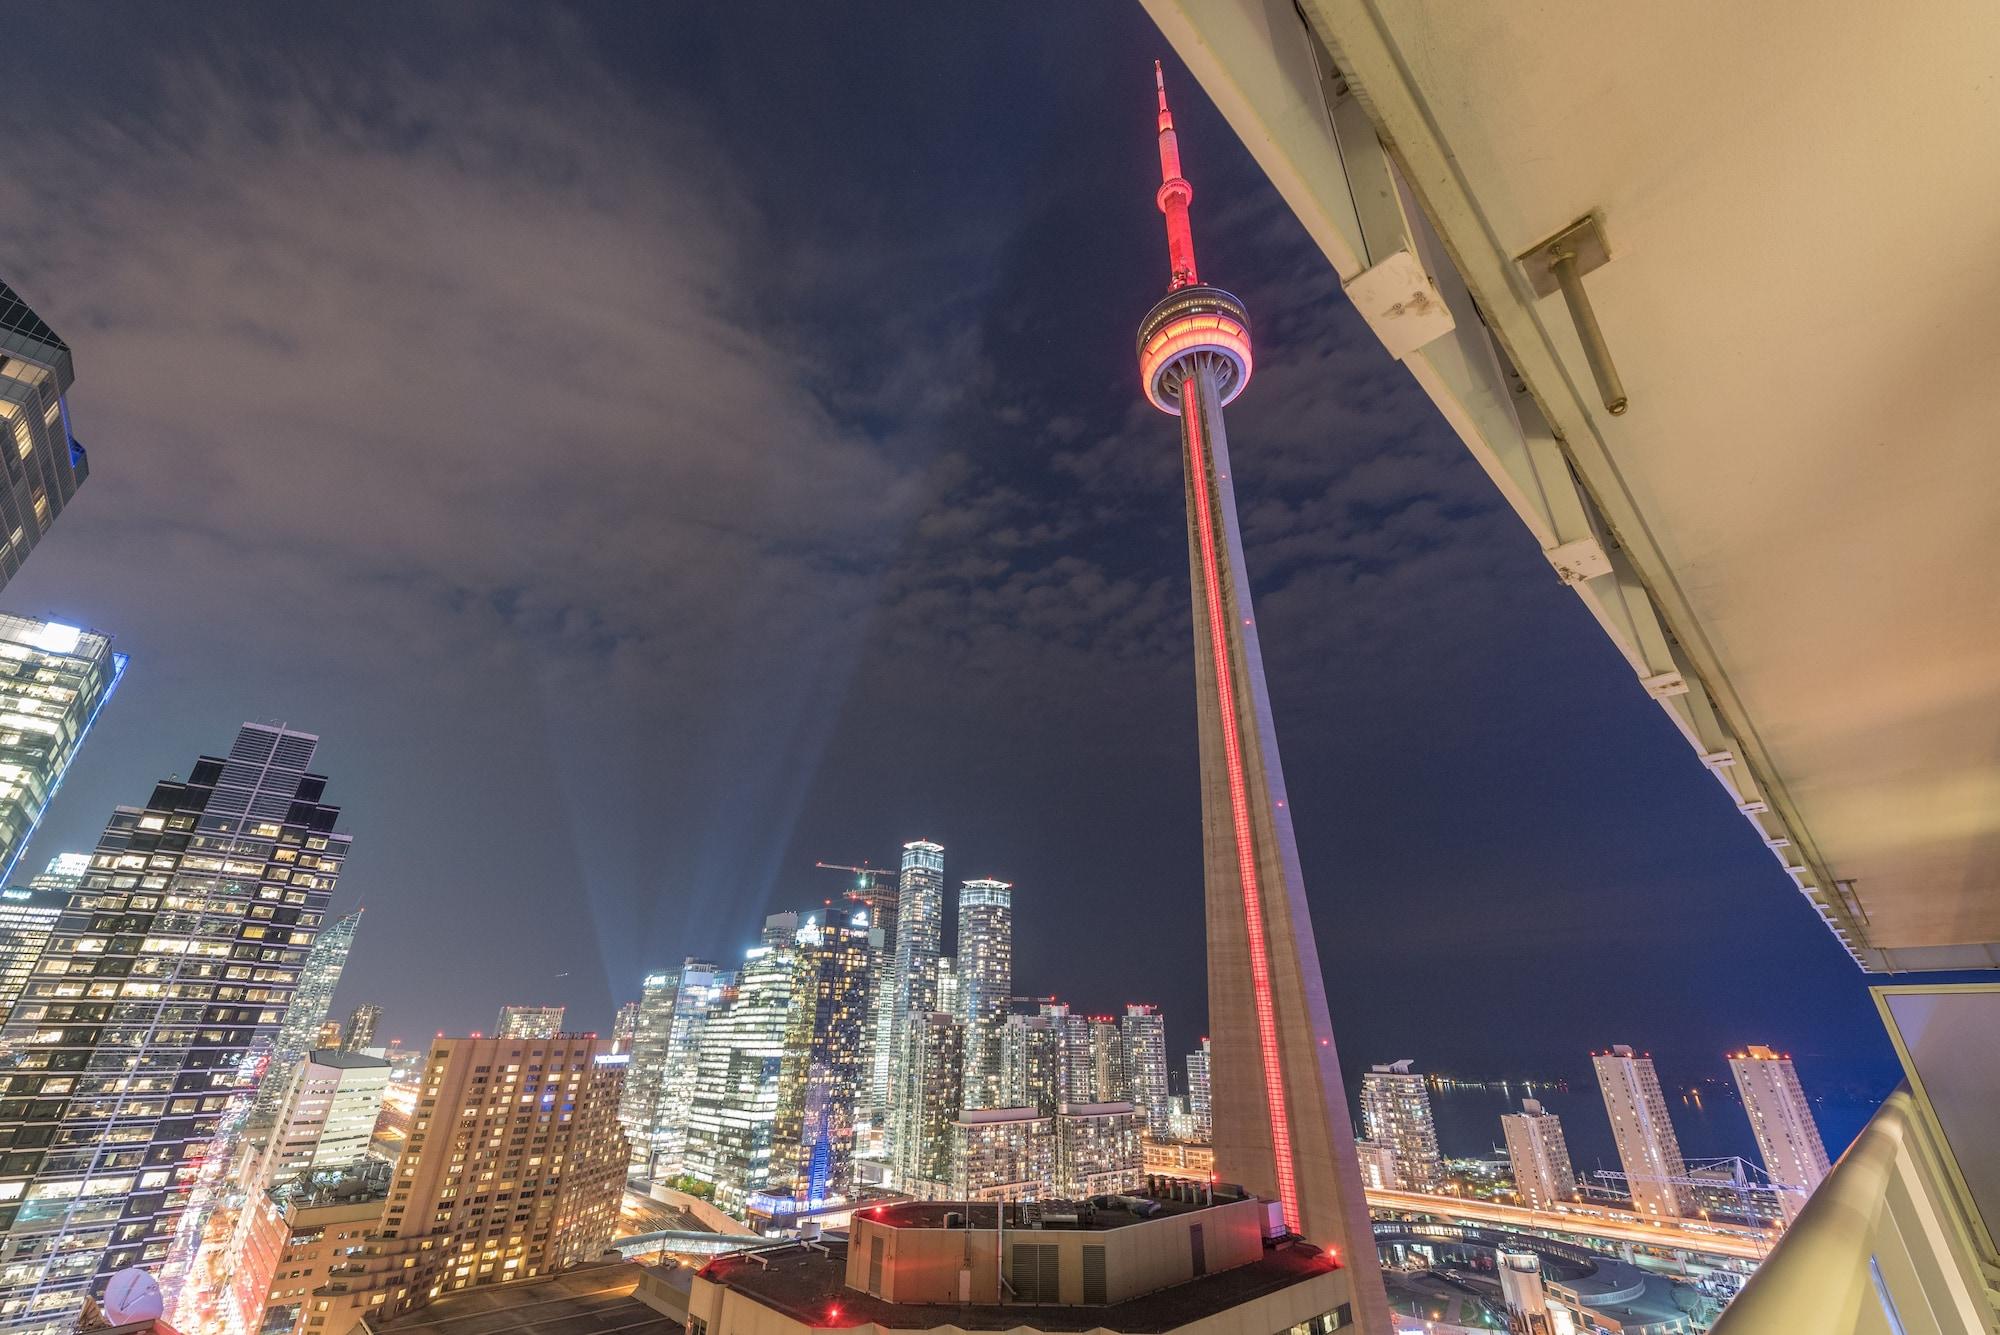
[1136,63,1387,1328]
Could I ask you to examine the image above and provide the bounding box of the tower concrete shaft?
[1137,66,1385,1331]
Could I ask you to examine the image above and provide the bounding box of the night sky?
[0,6,1936,1153]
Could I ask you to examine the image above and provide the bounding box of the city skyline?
[0,6,1938,1134]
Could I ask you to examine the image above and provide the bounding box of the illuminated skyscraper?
[1055,1102,1145,1198]
[841,870,899,1136]
[619,969,678,1152]
[255,908,362,1122]
[0,282,93,591]
[887,839,943,1164]
[896,1011,963,1196]
[1087,1015,1125,1103]
[955,877,1012,1109]
[651,960,728,1177]
[683,942,795,1216]
[342,1002,383,1053]
[771,909,872,1204]
[1501,1098,1577,1211]
[26,851,90,894]
[1728,1045,1830,1222]
[495,1004,565,1039]
[1359,1061,1443,1192]
[261,1049,391,1176]
[1134,66,1379,1312]
[0,615,126,887]
[1187,1037,1212,1141]
[1593,1045,1691,1218]
[1120,1004,1169,1133]
[611,999,639,1053]
[1045,1002,1094,1107]
[0,723,350,1335]
[1000,1012,1061,1115]
[0,887,63,1024]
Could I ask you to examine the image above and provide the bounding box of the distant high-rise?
[0,722,351,1335]
[316,1021,344,1048]
[1352,1139,1398,1190]
[495,1004,565,1039]
[1501,1098,1577,1211]
[1120,1004,1170,1133]
[299,1034,627,1332]
[840,870,899,1137]
[1087,1015,1126,1103]
[0,281,93,590]
[1187,1038,1212,1141]
[1728,1045,1831,1222]
[256,907,363,1121]
[342,1002,383,1053]
[684,942,795,1215]
[611,999,640,1053]
[1360,1061,1443,1192]
[896,1011,964,1195]
[620,969,679,1153]
[262,1049,391,1177]
[1001,1012,1061,1116]
[1045,1002,1094,1108]
[935,954,960,1019]
[1593,1045,1691,1218]
[887,839,944,1166]
[771,909,872,1204]
[0,887,64,1023]
[651,960,729,1177]
[25,851,89,894]
[0,615,126,886]
[956,877,1012,1109]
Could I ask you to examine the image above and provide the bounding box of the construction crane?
[814,861,898,927]
[813,860,897,883]
[1589,1156,1802,1226]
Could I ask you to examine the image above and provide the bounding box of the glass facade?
[770,910,871,1204]
[253,909,361,1122]
[0,282,90,592]
[0,616,127,889]
[887,840,942,1172]
[682,944,794,1215]
[0,888,65,1028]
[955,878,1011,1110]
[619,970,678,1153]
[649,961,727,1177]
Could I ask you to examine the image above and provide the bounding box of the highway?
[1365,1188,1774,1262]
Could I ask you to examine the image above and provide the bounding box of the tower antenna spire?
[1153,62,1199,289]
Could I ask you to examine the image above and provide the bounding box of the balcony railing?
[1711,1087,1998,1334]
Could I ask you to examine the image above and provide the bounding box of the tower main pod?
[1136,64,1387,1329]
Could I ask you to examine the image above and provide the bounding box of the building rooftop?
[362,1263,681,1335]
[699,1237,1336,1333]
[305,1048,393,1069]
[859,1189,1228,1234]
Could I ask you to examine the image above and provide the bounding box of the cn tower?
[1137,63,1387,1327]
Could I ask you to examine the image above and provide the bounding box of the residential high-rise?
[296,1033,627,1332]
[1134,65,1379,1315]
[619,970,679,1153]
[1359,1061,1443,1192]
[934,955,959,1020]
[956,878,1012,1109]
[1045,1002,1094,1107]
[951,1107,1055,1201]
[343,1002,383,1053]
[1120,1004,1170,1133]
[771,909,872,1205]
[1001,1013,1061,1116]
[611,1000,639,1054]
[1055,1101,1145,1197]
[1187,1038,1212,1141]
[1352,1140,1397,1190]
[1087,1015,1125,1103]
[25,851,89,894]
[840,870,898,1138]
[684,943,796,1216]
[1593,1045,1691,1218]
[1501,1098,1577,1211]
[0,887,64,1023]
[887,839,943,1163]
[896,1011,964,1195]
[256,907,363,1122]
[0,282,93,591]
[262,1049,391,1176]
[651,960,728,1178]
[495,1004,565,1039]
[1728,1045,1831,1222]
[0,616,126,887]
[0,722,351,1335]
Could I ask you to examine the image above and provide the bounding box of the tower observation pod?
[1136,63,1388,1333]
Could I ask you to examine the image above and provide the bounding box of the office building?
[896,1012,964,1196]
[611,1000,639,1053]
[686,1186,1356,1335]
[25,852,88,894]
[839,869,898,1135]
[771,910,872,1204]
[257,907,364,1122]
[1186,1039,1211,1141]
[1087,1016,1125,1103]
[1056,1102,1145,1198]
[1132,67,1379,1318]
[651,961,728,1178]
[951,1108,1055,1201]
[1352,1140,1397,1191]
[684,943,795,1216]
[1359,1061,1443,1192]
[264,1049,392,1176]
[293,1033,627,1332]
[1728,1046,1831,1223]
[0,887,63,1022]
[619,970,679,1152]
[956,878,1012,1109]
[886,840,943,1163]
[1001,1012,1061,1116]
[343,1003,383,1053]
[1593,1045,1691,1219]
[1500,1099,1577,1211]
[0,722,351,1335]
[0,616,126,888]
[495,1005,565,1040]
[0,284,92,591]
[1120,1005,1169,1133]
